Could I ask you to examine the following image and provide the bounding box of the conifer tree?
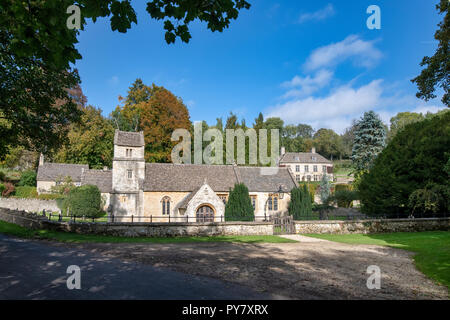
[225,183,254,221]
[352,111,386,173]
[288,184,312,219]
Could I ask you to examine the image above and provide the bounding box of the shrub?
[50,176,76,195]
[63,185,105,218]
[289,184,312,219]
[17,170,37,186]
[14,186,38,198]
[408,183,449,215]
[0,183,5,196]
[328,190,359,208]
[0,171,5,182]
[359,111,450,217]
[225,183,254,221]
[1,182,15,197]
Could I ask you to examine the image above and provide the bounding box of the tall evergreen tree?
[351,111,386,173]
[225,183,254,221]
[288,184,312,219]
[319,174,332,204]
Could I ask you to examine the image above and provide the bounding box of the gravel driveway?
[61,235,448,300]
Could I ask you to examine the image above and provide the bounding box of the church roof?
[114,130,145,147]
[279,152,331,164]
[143,163,297,193]
[37,163,89,182]
[81,169,112,193]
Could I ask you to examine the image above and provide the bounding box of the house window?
[314,175,318,181]
[268,195,278,211]
[323,165,327,173]
[296,175,301,182]
[307,175,311,182]
[126,148,133,157]
[313,165,318,172]
[295,165,300,172]
[302,176,306,181]
[161,196,170,215]
[304,165,309,172]
[250,195,257,210]
[127,169,133,179]
[218,194,228,204]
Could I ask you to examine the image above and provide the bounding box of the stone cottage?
[37,130,298,222]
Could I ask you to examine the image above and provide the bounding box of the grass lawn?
[0,220,297,244]
[305,231,450,289]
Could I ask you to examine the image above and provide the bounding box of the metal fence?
[41,210,448,224]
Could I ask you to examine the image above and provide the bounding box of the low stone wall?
[0,198,59,213]
[0,208,273,237]
[295,218,450,234]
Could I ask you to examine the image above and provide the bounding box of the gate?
[270,212,296,235]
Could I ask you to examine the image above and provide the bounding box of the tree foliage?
[17,171,37,187]
[288,184,312,219]
[359,111,450,216]
[351,111,386,173]
[411,0,449,107]
[62,185,105,218]
[388,112,424,142]
[54,105,115,169]
[225,183,254,221]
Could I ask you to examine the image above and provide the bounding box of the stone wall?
[0,198,59,213]
[0,207,273,237]
[295,218,450,234]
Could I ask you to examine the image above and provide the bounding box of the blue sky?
[74,0,445,133]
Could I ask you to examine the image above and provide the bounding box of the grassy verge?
[305,231,450,289]
[0,220,297,244]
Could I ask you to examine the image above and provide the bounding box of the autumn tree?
[139,86,192,162]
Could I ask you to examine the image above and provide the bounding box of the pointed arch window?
[161,196,171,215]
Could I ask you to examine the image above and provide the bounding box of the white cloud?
[298,4,335,24]
[304,35,382,71]
[281,69,333,98]
[267,80,384,133]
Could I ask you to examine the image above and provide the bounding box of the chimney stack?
[311,147,316,154]
[39,153,44,166]
[281,147,286,156]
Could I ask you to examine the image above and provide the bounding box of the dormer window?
[126,148,133,157]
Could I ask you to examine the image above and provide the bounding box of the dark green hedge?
[225,183,254,221]
[63,185,105,218]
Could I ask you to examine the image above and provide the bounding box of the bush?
[359,111,450,217]
[289,184,312,219]
[0,183,5,196]
[0,171,5,182]
[14,186,38,198]
[225,183,254,221]
[17,170,37,186]
[1,182,15,197]
[328,190,359,208]
[63,185,105,218]
[408,183,449,215]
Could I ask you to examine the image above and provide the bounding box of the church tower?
[111,130,145,219]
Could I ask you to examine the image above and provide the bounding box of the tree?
[388,112,424,142]
[225,183,254,221]
[319,174,331,204]
[411,0,449,107]
[288,184,312,219]
[359,111,450,216]
[54,105,115,169]
[351,111,386,173]
[139,85,192,162]
[341,120,358,159]
[1,1,249,158]
[17,171,37,187]
[313,128,343,159]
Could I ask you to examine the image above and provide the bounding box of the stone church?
[38,130,301,222]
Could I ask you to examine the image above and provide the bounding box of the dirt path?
[59,237,448,300]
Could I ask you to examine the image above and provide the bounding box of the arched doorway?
[196,205,214,222]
